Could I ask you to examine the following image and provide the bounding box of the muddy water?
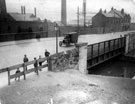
[89,58,135,78]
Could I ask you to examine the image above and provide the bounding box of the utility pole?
[77,6,80,35]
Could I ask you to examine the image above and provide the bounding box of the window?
[39,27,43,31]
[28,27,32,32]
[17,26,21,33]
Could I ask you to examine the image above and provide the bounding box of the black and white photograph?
[0,0,135,104]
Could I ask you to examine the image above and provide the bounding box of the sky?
[5,0,135,22]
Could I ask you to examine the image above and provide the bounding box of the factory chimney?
[34,7,37,17]
[21,6,23,14]
[83,0,86,27]
[0,0,7,13]
[24,6,26,14]
[61,0,67,26]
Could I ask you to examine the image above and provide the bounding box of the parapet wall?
[50,48,79,72]
[125,32,135,54]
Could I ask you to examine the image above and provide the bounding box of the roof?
[55,21,65,26]
[65,32,77,35]
[0,13,15,21]
[98,9,130,19]
[102,12,121,18]
[109,9,124,18]
[9,13,41,21]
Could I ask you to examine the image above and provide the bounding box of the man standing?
[45,49,50,63]
[38,55,43,71]
[15,68,21,81]
[34,57,38,73]
[23,54,29,70]
[45,49,50,57]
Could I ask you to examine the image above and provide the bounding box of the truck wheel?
[59,41,62,47]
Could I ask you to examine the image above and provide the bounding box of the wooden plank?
[38,57,47,63]
[25,68,35,74]
[23,65,26,80]
[0,68,7,73]
[10,72,24,79]
[24,60,35,66]
[42,64,48,68]
[7,68,10,85]
[9,64,23,71]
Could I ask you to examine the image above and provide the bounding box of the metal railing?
[87,37,126,69]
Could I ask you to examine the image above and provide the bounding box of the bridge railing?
[87,37,126,69]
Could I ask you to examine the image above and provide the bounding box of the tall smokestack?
[24,6,26,14]
[34,7,37,17]
[61,0,67,26]
[83,0,86,27]
[0,0,7,13]
[21,6,23,14]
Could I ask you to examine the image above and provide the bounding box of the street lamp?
[55,23,59,54]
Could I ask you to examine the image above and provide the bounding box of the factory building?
[0,0,48,41]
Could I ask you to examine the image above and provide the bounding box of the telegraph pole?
[77,6,80,35]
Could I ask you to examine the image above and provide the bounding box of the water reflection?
[89,58,135,78]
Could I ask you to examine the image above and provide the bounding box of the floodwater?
[89,57,135,78]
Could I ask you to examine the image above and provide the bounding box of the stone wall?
[125,32,135,54]
[50,48,79,72]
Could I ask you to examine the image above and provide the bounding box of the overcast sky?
[5,0,135,22]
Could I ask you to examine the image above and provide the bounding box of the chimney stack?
[99,8,102,13]
[111,7,114,11]
[61,0,67,26]
[121,8,124,14]
[34,7,37,17]
[83,0,86,14]
[83,0,86,27]
[21,6,23,14]
[0,0,7,13]
[104,9,106,13]
[24,6,26,14]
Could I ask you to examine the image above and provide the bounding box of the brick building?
[92,7,131,32]
[0,0,48,41]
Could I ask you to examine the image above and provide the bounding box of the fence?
[0,48,79,85]
[87,37,126,69]
[0,57,48,85]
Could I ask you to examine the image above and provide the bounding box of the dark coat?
[45,51,50,57]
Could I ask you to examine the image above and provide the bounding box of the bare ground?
[0,69,135,104]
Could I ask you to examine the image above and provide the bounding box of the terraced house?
[92,7,131,32]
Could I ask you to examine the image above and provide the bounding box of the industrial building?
[0,0,48,41]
